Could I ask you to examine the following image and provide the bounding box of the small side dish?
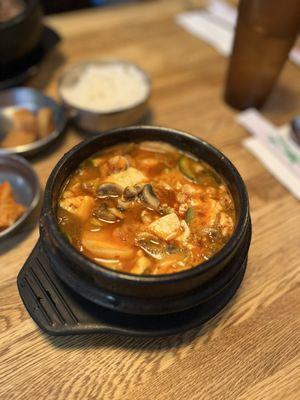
[58,60,151,132]
[60,61,149,113]
[0,88,66,157]
[0,153,40,239]
[0,181,26,232]
[57,141,235,275]
[1,107,54,148]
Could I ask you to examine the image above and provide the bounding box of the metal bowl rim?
[57,59,151,116]
[0,87,67,155]
[0,154,40,239]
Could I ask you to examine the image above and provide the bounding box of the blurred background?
[41,0,148,15]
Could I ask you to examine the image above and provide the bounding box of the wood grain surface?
[1,1,300,399]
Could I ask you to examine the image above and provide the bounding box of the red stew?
[57,141,235,275]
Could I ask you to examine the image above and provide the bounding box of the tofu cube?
[149,213,181,241]
[59,196,95,222]
[106,167,147,188]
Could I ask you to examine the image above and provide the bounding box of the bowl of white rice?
[58,59,151,133]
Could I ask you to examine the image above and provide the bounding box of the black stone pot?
[0,0,43,65]
[35,126,251,316]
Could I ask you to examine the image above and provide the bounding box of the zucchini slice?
[185,207,195,224]
[179,156,196,182]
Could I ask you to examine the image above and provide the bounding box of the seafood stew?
[57,141,235,275]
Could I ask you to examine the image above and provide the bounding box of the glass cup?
[224,0,300,110]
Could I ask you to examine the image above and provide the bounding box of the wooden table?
[1,1,300,399]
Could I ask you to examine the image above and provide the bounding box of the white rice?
[60,62,149,113]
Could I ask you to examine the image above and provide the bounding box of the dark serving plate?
[17,125,252,336]
[0,26,60,90]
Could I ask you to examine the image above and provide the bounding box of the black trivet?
[17,239,247,337]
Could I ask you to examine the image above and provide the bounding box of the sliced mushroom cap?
[141,184,160,210]
[135,233,166,260]
[93,203,119,223]
[123,184,144,200]
[123,186,138,200]
[116,197,131,211]
[134,183,144,194]
[97,182,123,199]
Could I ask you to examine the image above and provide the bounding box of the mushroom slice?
[123,185,138,200]
[93,203,119,223]
[117,197,132,211]
[134,184,144,195]
[122,183,144,202]
[97,182,123,199]
[135,233,166,260]
[141,184,160,210]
